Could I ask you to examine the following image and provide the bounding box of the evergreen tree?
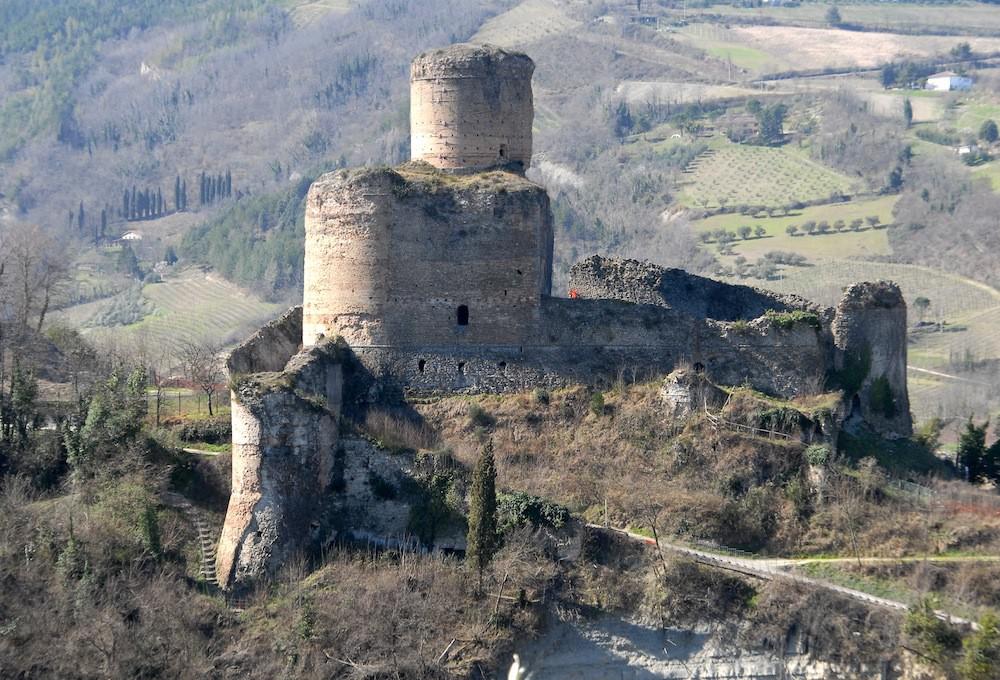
[131,186,138,220]
[199,172,207,206]
[174,174,182,211]
[78,201,85,232]
[99,208,107,244]
[68,210,74,230]
[957,417,989,482]
[980,119,998,144]
[225,169,232,197]
[181,179,187,210]
[960,612,1000,680]
[123,189,130,219]
[156,188,163,216]
[164,245,178,265]
[903,98,913,128]
[466,440,499,582]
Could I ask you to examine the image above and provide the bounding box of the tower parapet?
[410,43,534,173]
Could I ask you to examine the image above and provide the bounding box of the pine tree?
[466,440,499,582]
[958,417,989,482]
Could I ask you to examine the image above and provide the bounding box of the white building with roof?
[926,71,973,91]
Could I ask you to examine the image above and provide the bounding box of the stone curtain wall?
[569,255,819,321]
[303,164,553,350]
[343,297,828,399]
[410,44,534,172]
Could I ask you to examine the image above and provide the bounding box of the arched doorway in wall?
[457,305,469,326]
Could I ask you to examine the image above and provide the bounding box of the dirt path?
[590,525,980,630]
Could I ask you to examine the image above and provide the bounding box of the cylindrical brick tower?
[410,43,534,173]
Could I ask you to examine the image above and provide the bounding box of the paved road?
[588,525,980,630]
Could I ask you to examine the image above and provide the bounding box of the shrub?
[806,444,831,466]
[590,391,606,416]
[497,491,570,534]
[532,387,550,405]
[904,596,962,663]
[869,375,897,418]
[764,309,821,330]
[826,345,871,394]
[467,403,496,429]
[174,417,231,444]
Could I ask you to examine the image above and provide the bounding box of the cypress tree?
[123,189,130,219]
[225,169,232,197]
[156,188,163,216]
[181,179,187,210]
[958,417,989,482]
[68,210,74,230]
[131,186,138,220]
[78,201,85,232]
[199,172,206,206]
[99,208,107,244]
[466,440,499,582]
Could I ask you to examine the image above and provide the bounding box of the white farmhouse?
[925,71,973,92]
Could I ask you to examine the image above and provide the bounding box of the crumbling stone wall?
[832,281,912,438]
[410,43,534,172]
[302,162,553,349]
[569,255,819,321]
[217,334,343,590]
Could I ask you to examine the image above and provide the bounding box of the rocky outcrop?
[832,281,911,438]
[660,368,727,418]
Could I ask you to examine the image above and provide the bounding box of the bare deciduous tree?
[178,340,223,417]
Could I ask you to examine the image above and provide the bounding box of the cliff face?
[832,281,912,438]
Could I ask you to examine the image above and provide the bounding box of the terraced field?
[679,141,857,209]
[471,0,580,48]
[57,269,285,358]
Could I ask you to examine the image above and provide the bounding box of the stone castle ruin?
[216,44,912,589]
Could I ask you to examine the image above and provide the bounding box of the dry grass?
[416,384,1000,560]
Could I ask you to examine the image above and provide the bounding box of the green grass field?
[972,161,1000,190]
[693,195,897,260]
[674,25,788,73]
[678,140,857,209]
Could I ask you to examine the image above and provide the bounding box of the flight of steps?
[161,491,219,588]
